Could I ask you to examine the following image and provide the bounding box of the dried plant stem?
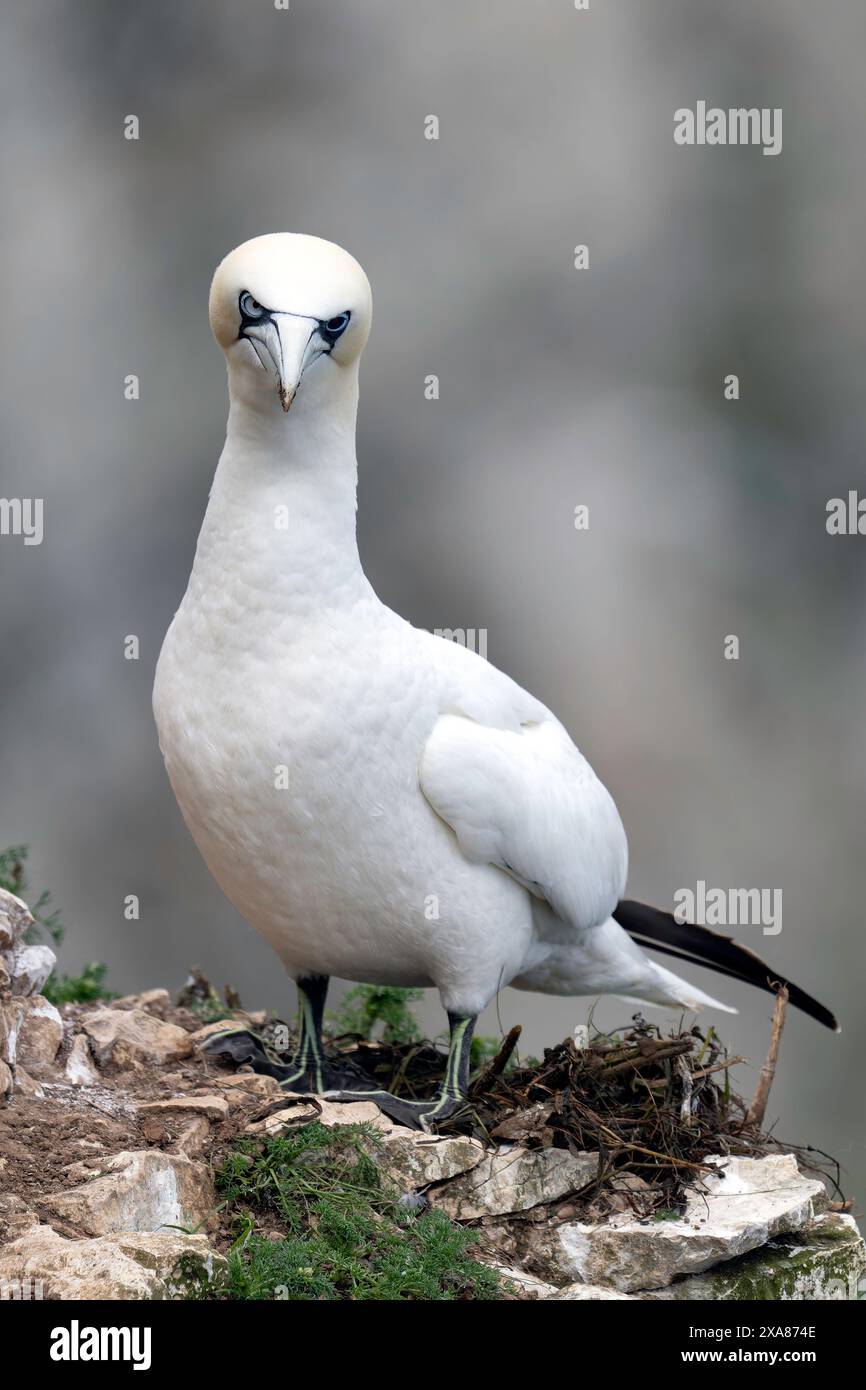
[594,1121,713,1173]
[640,1056,746,1090]
[677,1054,694,1126]
[600,1039,693,1077]
[470,1025,522,1096]
[746,986,789,1128]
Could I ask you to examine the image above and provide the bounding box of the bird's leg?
[198,974,330,1084]
[281,973,330,1091]
[280,975,396,1093]
[200,974,381,1093]
[326,1012,477,1133]
[201,978,478,1128]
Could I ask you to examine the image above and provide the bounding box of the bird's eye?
[239,291,265,319]
[322,312,351,340]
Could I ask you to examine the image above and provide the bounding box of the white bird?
[153,234,836,1128]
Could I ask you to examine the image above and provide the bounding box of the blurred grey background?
[1,1,864,1203]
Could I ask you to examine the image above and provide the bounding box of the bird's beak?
[243,313,319,412]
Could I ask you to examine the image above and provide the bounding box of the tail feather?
[613,899,839,1032]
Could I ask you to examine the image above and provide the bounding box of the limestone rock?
[374,1128,486,1190]
[111,988,172,1013]
[0,1193,39,1243]
[8,943,57,997]
[0,889,33,953]
[242,1095,398,1138]
[137,1094,229,1123]
[315,1098,392,1129]
[172,1117,212,1157]
[431,1145,599,1220]
[241,1095,485,1191]
[546,1282,638,1300]
[13,1068,45,1098]
[15,995,63,1074]
[0,996,24,1066]
[189,1019,242,1047]
[64,1033,99,1086]
[527,1154,828,1292]
[82,1008,192,1069]
[643,1213,866,1301]
[137,1095,229,1149]
[0,1058,12,1100]
[211,1073,284,1098]
[486,1262,559,1298]
[0,1225,225,1300]
[41,1149,215,1236]
[211,1075,285,1114]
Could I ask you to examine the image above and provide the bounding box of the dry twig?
[746,986,788,1128]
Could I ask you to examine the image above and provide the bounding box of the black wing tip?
[793,996,839,1033]
[615,899,840,1033]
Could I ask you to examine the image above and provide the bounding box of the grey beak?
[243,314,319,412]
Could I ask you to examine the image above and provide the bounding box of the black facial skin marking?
[319,312,351,346]
[237,292,351,351]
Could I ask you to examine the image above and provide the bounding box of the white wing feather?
[420,710,628,932]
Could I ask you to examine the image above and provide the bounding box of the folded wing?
[420,711,628,933]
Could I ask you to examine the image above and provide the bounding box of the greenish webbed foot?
[200,977,477,1135]
[323,1012,477,1132]
[199,1026,294,1080]
[323,1087,471,1133]
[199,1026,379,1094]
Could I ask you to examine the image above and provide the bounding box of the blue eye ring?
[239,291,265,319]
[322,312,351,340]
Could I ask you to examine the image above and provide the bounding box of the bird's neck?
[185,367,372,626]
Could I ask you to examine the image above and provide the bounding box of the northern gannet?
[153,234,836,1129]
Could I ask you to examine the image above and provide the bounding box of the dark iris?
[239,291,265,319]
[322,312,351,340]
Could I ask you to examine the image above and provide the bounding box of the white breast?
[154,599,536,1014]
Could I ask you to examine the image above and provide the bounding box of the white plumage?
[154,233,733,1093]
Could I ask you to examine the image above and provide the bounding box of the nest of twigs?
[472,1020,747,1215]
[323,1015,846,1216]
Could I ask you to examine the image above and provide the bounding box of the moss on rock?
[647,1214,865,1301]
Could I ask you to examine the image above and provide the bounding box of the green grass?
[42,961,113,1006]
[331,984,424,1045]
[215,1122,502,1301]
